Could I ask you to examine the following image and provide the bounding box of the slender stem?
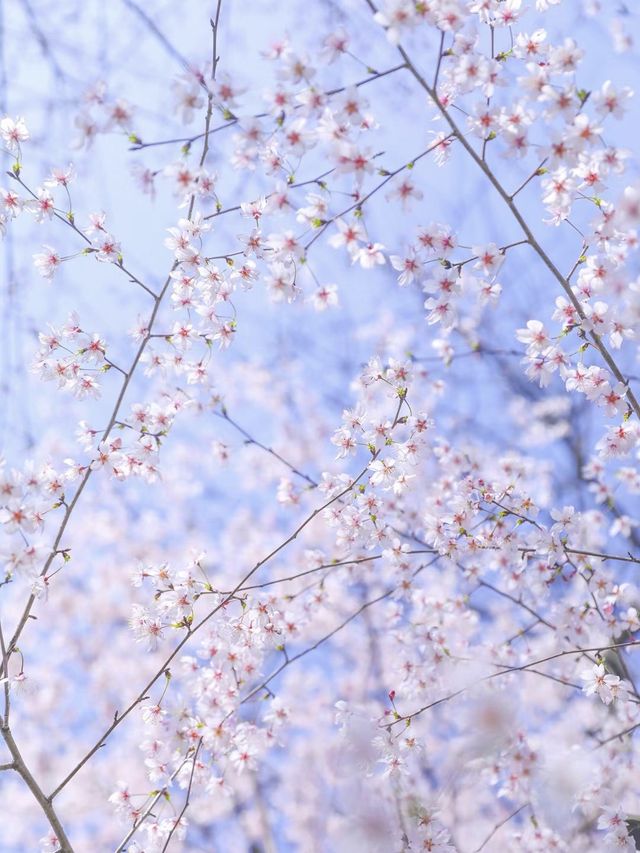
[216,407,317,486]
[473,804,530,853]
[236,551,441,709]
[510,159,548,199]
[10,175,157,299]
[114,744,198,852]
[475,579,556,630]
[393,640,640,726]
[305,135,454,252]
[596,721,640,748]
[230,549,435,593]
[159,739,203,853]
[116,261,158,298]
[239,586,401,706]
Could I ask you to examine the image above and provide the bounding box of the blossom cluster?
[1,1,640,851]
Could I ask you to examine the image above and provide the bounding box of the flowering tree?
[1,0,640,849]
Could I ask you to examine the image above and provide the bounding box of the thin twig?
[392,640,640,727]
[159,738,203,853]
[216,407,318,486]
[115,743,199,852]
[473,803,529,853]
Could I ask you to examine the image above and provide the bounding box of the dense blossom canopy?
[1,0,640,850]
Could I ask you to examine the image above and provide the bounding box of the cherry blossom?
[2,2,640,851]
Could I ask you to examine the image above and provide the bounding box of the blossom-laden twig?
[3,0,640,850]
